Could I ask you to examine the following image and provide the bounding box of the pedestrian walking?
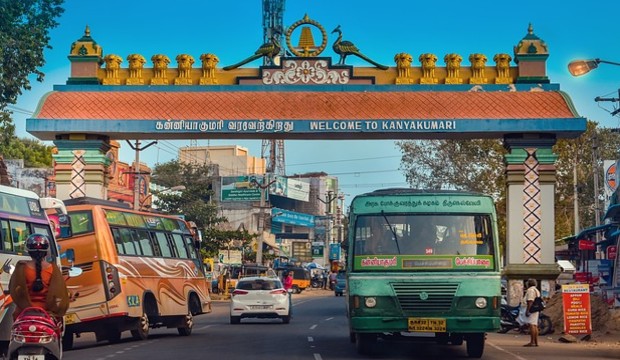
[519,278,540,347]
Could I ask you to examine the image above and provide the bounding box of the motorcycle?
[7,262,82,360]
[311,275,322,288]
[8,306,62,360]
[499,303,553,335]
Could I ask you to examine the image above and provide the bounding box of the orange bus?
[57,197,211,349]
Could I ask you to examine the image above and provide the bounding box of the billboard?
[604,160,617,210]
[269,175,310,202]
[221,175,263,201]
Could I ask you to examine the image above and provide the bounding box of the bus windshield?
[353,213,495,271]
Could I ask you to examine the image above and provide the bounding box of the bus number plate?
[64,313,78,324]
[408,318,446,332]
[18,355,45,360]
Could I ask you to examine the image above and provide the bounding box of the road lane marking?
[196,325,213,330]
[308,336,314,342]
[310,324,317,330]
[313,354,323,360]
[325,317,334,321]
[487,341,529,360]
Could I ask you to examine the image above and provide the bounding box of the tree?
[0,0,64,142]
[396,122,620,251]
[151,160,254,259]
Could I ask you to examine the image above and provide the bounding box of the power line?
[287,155,400,167]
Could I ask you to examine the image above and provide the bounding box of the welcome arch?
[27,22,586,302]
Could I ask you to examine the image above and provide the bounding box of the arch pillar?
[503,135,561,305]
[52,135,111,200]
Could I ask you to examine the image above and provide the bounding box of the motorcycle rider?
[9,234,70,321]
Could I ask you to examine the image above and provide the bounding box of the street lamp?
[140,185,186,210]
[568,59,620,77]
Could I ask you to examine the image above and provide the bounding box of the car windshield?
[237,279,282,291]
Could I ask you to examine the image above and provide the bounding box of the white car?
[230,276,291,324]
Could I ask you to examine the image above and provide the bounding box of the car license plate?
[18,355,45,360]
[65,313,78,324]
[408,318,446,332]
[250,305,272,310]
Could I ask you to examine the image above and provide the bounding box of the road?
[62,289,619,360]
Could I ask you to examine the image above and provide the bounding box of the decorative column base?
[53,137,111,201]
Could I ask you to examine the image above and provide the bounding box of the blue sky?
[11,0,620,207]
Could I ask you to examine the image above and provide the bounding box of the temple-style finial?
[84,25,90,37]
[528,23,533,35]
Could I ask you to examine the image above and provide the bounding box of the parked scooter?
[499,302,553,335]
[311,275,322,288]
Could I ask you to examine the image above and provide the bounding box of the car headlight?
[475,297,487,308]
[365,297,377,308]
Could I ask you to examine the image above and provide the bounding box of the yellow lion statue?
[493,53,512,79]
[200,53,220,79]
[419,53,438,79]
[151,54,171,79]
[394,53,412,79]
[469,53,487,79]
[176,54,194,79]
[103,54,122,79]
[127,54,146,79]
[444,53,462,79]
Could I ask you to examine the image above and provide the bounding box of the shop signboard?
[561,284,592,335]
[221,175,263,201]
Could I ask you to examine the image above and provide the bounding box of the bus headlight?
[475,297,487,308]
[365,297,377,308]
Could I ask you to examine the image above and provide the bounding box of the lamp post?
[568,57,620,255]
[568,59,620,77]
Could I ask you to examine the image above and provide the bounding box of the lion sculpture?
[103,54,122,79]
[493,53,512,80]
[444,53,463,79]
[469,53,488,80]
[127,54,146,79]
[176,54,194,79]
[419,53,438,80]
[152,54,171,79]
[200,53,220,79]
[394,53,412,79]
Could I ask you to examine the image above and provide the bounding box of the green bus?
[346,189,501,358]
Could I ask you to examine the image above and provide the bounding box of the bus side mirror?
[63,248,75,264]
[58,214,72,238]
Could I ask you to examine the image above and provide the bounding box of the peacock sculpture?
[223,33,282,71]
[331,25,388,70]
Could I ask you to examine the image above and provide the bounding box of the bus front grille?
[392,283,459,312]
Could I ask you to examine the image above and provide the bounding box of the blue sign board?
[271,208,315,227]
[329,243,341,261]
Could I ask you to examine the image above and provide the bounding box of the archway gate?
[27,23,585,301]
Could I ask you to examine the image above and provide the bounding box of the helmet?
[26,234,50,253]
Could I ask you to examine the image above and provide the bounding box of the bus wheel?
[131,312,150,340]
[177,312,193,336]
[62,332,74,350]
[465,333,485,358]
[355,333,376,355]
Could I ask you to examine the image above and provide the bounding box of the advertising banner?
[604,160,618,210]
[562,284,592,335]
[221,175,263,201]
[269,175,310,202]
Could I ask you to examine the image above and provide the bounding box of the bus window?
[1,219,10,251]
[185,235,198,258]
[119,228,138,255]
[171,233,188,258]
[135,229,154,256]
[154,232,173,257]
[111,228,126,254]
[70,211,94,235]
[10,220,30,254]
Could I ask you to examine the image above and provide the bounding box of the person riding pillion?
[9,234,70,320]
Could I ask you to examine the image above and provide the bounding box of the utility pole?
[126,140,157,210]
[255,177,276,265]
[574,152,580,235]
